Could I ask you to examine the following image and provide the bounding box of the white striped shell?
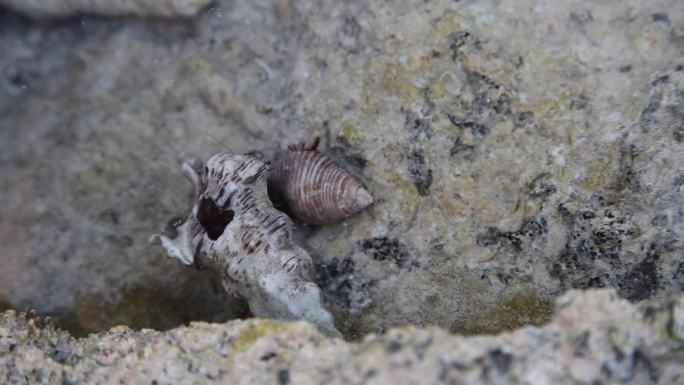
[151,153,341,337]
[267,145,373,225]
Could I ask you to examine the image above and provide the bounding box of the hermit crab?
[151,146,372,337]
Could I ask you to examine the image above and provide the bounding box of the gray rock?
[0,0,682,338]
[0,289,682,385]
[0,0,212,18]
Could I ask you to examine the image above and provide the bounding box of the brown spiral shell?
[268,146,373,225]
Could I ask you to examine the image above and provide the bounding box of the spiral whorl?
[268,150,373,225]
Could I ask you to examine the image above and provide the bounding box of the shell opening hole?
[197,198,234,240]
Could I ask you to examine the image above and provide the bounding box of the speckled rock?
[0,289,682,385]
[0,0,212,18]
[0,0,682,338]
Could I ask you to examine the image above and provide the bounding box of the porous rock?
[0,289,682,385]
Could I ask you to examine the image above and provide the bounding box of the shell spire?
[267,139,373,225]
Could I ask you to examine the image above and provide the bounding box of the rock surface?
[0,0,682,338]
[0,289,682,385]
[0,0,212,18]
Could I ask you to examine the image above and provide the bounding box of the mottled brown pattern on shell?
[268,149,373,225]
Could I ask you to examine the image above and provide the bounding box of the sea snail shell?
[267,139,373,225]
[151,154,342,337]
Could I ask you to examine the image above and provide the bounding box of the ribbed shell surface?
[268,150,372,225]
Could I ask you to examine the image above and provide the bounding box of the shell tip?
[355,187,373,210]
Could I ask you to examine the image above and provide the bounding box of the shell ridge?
[267,147,372,225]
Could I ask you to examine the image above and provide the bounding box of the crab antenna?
[205,130,232,152]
